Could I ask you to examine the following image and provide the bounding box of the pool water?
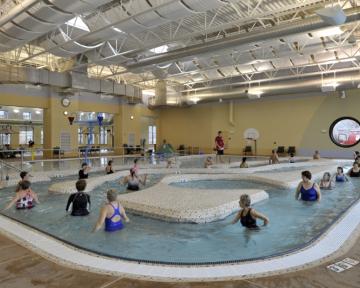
[180,156,267,168]
[0,175,359,264]
[170,179,273,190]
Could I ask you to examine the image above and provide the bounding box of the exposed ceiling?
[1,0,360,105]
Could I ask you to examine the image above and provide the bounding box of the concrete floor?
[0,234,359,288]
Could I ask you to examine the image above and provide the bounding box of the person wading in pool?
[204,156,214,168]
[105,160,114,175]
[65,179,91,216]
[79,162,91,179]
[332,167,348,183]
[122,168,147,191]
[231,194,269,229]
[4,180,40,210]
[15,171,32,192]
[295,171,321,202]
[348,162,360,177]
[269,149,280,165]
[93,189,129,232]
[319,172,334,190]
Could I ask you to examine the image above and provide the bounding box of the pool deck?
[0,232,358,288]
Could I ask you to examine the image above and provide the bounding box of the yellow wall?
[0,90,159,156]
[159,91,360,155]
[2,87,360,157]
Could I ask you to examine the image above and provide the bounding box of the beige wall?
[1,85,360,158]
[0,89,159,156]
[159,90,360,156]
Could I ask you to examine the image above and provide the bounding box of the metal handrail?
[0,159,22,181]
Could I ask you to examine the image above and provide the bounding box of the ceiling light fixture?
[189,97,200,104]
[65,17,90,32]
[247,89,264,99]
[13,109,19,113]
[321,82,339,92]
[312,27,343,38]
[150,45,169,54]
[112,27,124,33]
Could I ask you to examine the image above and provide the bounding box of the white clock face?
[61,97,71,107]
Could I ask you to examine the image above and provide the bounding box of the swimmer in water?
[319,172,334,190]
[79,162,91,179]
[332,167,348,183]
[122,169,147,191]
[65,179,91,216]
[15,171,32,192]
[348,162,360,177]
[231,194,269,229]
[295,171,321,202]
[269,150,280,165]
[105,160,114,175]
[93,189,129,232]
[313,150,320,160]
[204,156,214,168]
[3,180,40,210]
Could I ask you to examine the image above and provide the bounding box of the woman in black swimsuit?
[231,194,269,229]
[232,194,269,229]
[66,180,91,216]
[348,162,360,177]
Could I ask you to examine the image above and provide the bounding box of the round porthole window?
[329,117,360,148]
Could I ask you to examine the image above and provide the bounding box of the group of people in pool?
[2,158,149,233]
[233,161,360,229]
[3,152,360,232]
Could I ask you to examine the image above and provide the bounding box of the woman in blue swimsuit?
[295,171,321,202]
[332,167,348,182]
[93,190,130,232]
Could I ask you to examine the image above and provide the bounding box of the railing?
[0,159,23,181]
[0,144,269,173]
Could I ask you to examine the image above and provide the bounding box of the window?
[78,128,84,145]
[148,125,156,145]
[19,127,33,144]
[99,127,108,145]
[0,134,10,145]
[87,129,95,145]
[40,129,44,145]
[23,112,31,120]
[0,111,8,119]
[329,117,360,148]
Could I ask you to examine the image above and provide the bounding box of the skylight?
[150,45,169,54]
[112,27,124,33]
[65,17,90,32]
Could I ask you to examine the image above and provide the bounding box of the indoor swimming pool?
[0,175,359,264]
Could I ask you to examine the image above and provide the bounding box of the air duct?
[0,64,141,99]
[126,7,360,70]
[154,80,167,106]
[183,69,360,103]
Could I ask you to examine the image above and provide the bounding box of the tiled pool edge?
[0,199,359,282]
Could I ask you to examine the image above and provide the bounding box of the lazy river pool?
[0,175,359,264]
